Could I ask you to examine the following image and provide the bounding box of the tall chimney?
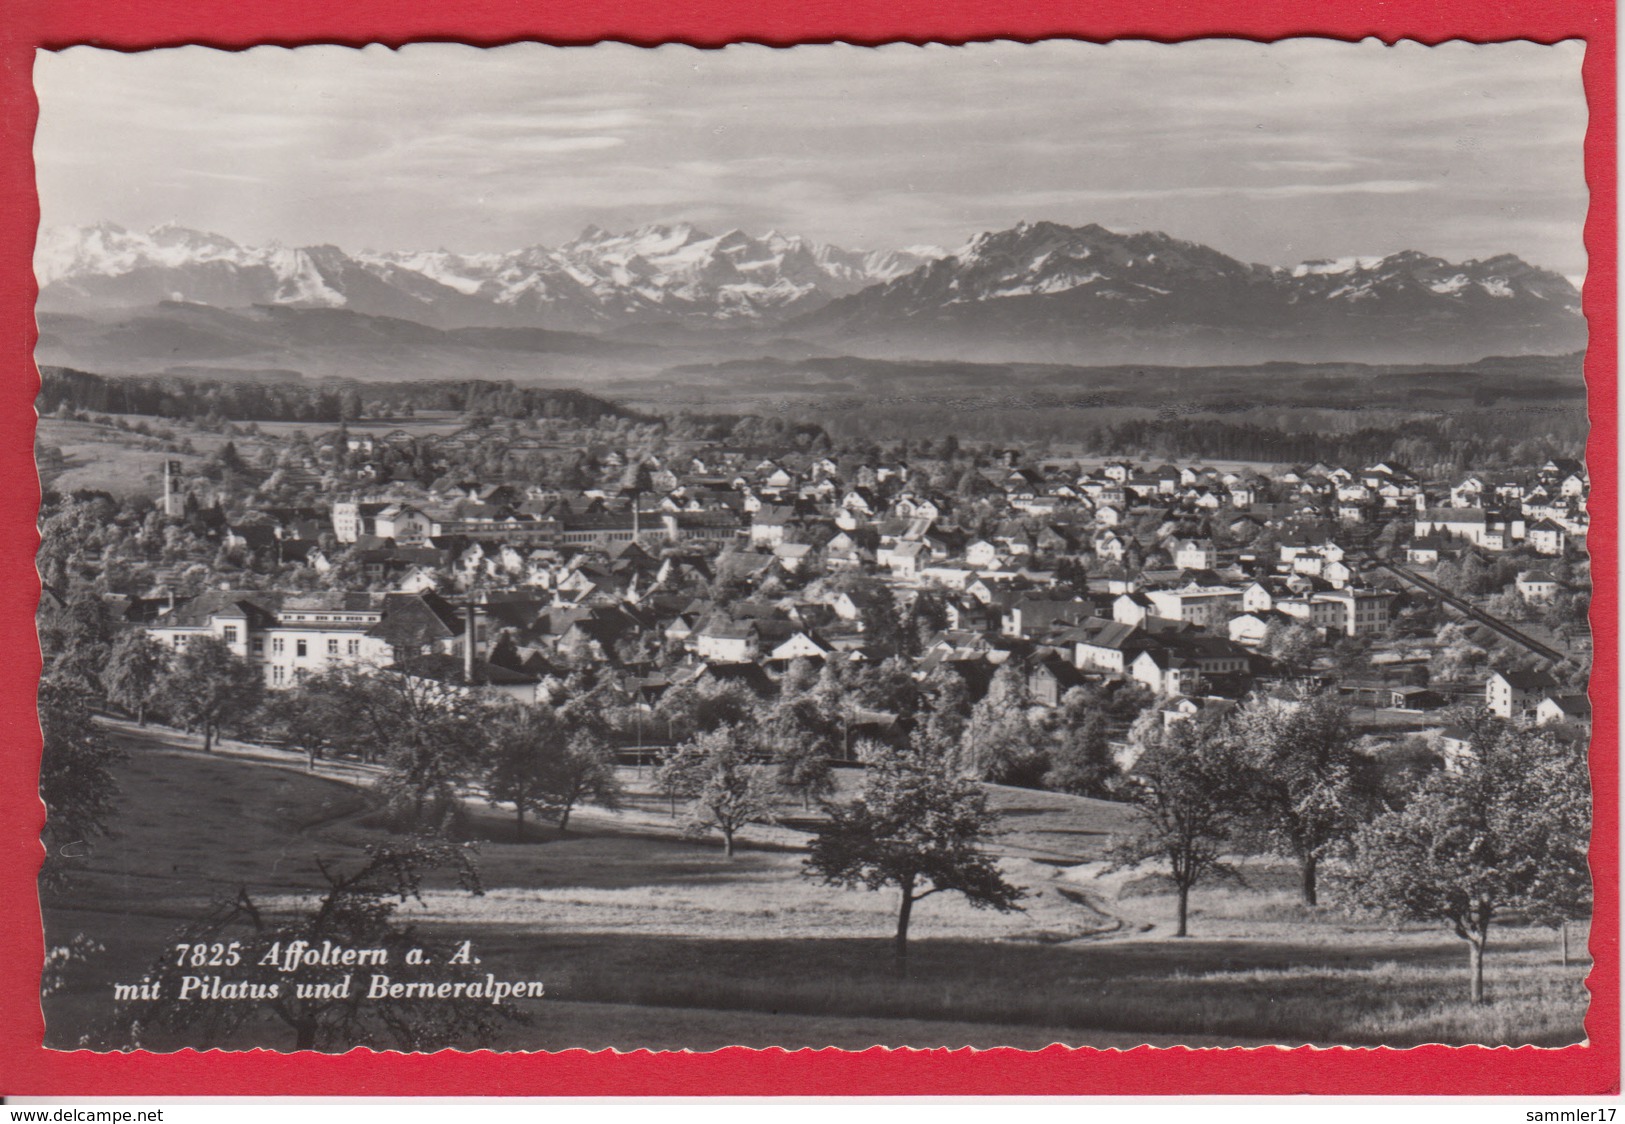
[464,603,477,684]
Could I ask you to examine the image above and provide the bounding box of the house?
[1241,581,1276,614]
[1528,519,1568,556]
[749,504,798,547]
[1112,592,1157,627]
[1437,725,1475,771]
[1073,620,1147,673]
[146,589,468,689]
[1516,570,1561,604]
[1145,586,1245,629]
[1003,598,1091,639]
[1227,612,1274,648]
[1414,508,1507,550]
[1406,535,1457,566]
[1536,693,1592,730]
[693,620,760,663]
[386,653,542,704]
[374,504,433,546]
[771,542,814,574]
[767,630,832,664]
[1312,588,1395,637]
[1129,648,1202,697]
[1027,656,1089,708]
[1485,668,1559,719]
[965,540,1002,569]
[887,540,929,579]
[1173,539,1217,571]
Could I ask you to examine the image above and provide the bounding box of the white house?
[1485,668,1559,719]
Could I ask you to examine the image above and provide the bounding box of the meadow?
[39,722,1592,1052]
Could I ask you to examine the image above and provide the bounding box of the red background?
[0,0,1615,1096]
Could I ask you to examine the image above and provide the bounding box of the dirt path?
[1055,861,1181,940]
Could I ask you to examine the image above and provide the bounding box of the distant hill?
[34,302,670,384]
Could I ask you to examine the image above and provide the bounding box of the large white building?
[145,590,469,689]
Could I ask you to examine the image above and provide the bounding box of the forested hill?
[36,366,649,426]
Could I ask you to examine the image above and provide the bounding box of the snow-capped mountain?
[36,219,1584,364]
[37,222,940,332]
[794,220,1585,364]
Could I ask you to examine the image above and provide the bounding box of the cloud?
[32,40,1587,276]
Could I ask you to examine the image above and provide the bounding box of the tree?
[38,674,126,893]
[480,703,567,840]
[93,839,529,1051]
[1045,706,1114,797]
[369,669,481,832]
[1264,621,1320,668]
[312,666,480,832]
[1231,688,1371,906]
[103,631,170,726]
[804,747,1025,960]
[916,665,972,756]
[1344,721,1590,1004]
[1105,720,1247,937]
[255,675,352,771]
[40,588,117,698]
[158,636,264,752]
[955,664,1045,785]
[762,694,836,809]
[548,724,623,833]
[665,724,776,857]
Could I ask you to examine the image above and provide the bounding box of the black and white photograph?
[32,39,1594,1052]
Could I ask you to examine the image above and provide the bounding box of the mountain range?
[34,219,1586,373]
[36,221,939,333]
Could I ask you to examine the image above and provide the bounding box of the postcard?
[11,31,1617,1094]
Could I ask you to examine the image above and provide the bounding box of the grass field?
[36,410,562,499]
[39,722,1592,1052]
[36,417,217,497]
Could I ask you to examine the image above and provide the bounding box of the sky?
[33,39,1589,278]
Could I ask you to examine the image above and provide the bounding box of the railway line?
[1366,558,1566,664]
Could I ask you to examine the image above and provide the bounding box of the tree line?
[37,366,644,426]
[1107,689,1590,1003]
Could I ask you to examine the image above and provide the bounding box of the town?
[45,400,1592,753]
[35,374,1594,1051]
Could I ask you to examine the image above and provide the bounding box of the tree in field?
[548,724,623,833]
[158,635,264,752]
[1045,704,1114,797]
[653,678,755,744]
[762,693,836,809]
[1231,688,1372,906]
[94,839,529,1051]
[954,663,1045,785]
[255,671,354,771]
[915,665,972,756]
[1344,721,1590,1004]
[321,667,480,832]
[804,747,1025,960]
[1105,719,1248,937]
[664,723,776,857]
[103,630,170,726]
[480,702,567,840]
[38,673,126,893]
